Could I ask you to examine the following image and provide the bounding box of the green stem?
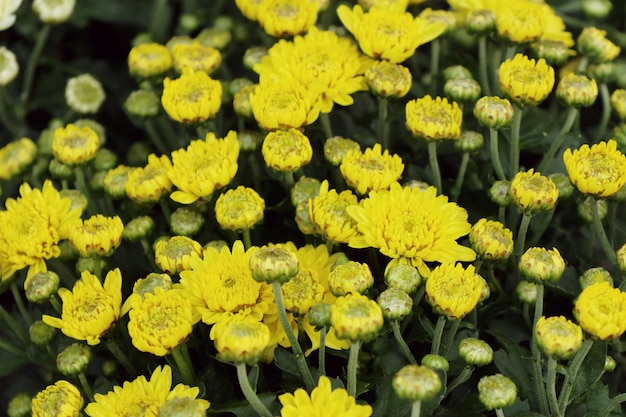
[325,239,334,255]
[489,128,507,181]
[242,229,252,251]
[75,166,96,216]
[156,115,180,149]
[495,409,506,417]
[283,171,295,190]
[145,119,170,154]
[537,107,578,173]
[320,112,333,138]
[347,340,362,398]
[236,363,273,417]
[444,366,473,398]
[591,197,618,268]
[451,152,470,201]
[514,213,532,261]
[531,284,550,416]
[11,282,33,326]
[509,105,523,179]
[558,339,593,413]
[498,206,506,225]
[487,263,505,295]
[478,36,491,96]
[0,336,26,355]
[379,97,390,151]
[391,320,417,365]
[106,337,137,376]
[431,315,446,355]
[78,372,94,402]
[149,0,169,43]
[597,393,626,417]
[160,199,172,225]
[0,303,28,344]
[411,400,422,417]
[271,281,315,391]
[546,357,562,417]
[171,344,195,386]
[595,83,611,140]
[442,319,461,357]
[428,141,442,194]
[21,24,51,103]
[0,88,23,135]
[319,326,327,376]
[474,259,483,274]
[429,39,441,96]
[50,295,62,314]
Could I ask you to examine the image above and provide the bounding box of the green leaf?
[248,365,259,391]
[492,345,535,409]
[569,341,607,403]
[372,375,412,417]
[210,392,277,417]
[273,347,301,377]
[585,383,613,415]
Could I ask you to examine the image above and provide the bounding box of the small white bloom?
[0,46,19,86]
[32,0,75,23]
[65,74,106,114]
[0,0,22,31]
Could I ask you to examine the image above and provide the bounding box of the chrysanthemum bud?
[556,73,598,108]
[577,196,607,223]
[330,293,384,342]
[604,355,617,372]
[70,215,124,257]
[586,62,615,83]
[474,96,514,130]
[123,215,154,242]
[516,281,537,304]
[212,316,271,365]
[466,9,496,35]
[158,396,206,417]
[548,173,575,199]
[454,130,484,153]
[25,271,60,303]
[384,263,421,294]
[365,60,412,98]
[519,247,566,283]
[7,392,31,417]
[393,365,442,402]
[458,337,493,366]
[57,343,92,376]
[204,239,229,252]
[29,320,56,346]
[249,244,299,284]
[291,176,321,207]
[510,169,559,214]
[469,218,514,262]
[75,256,107,276]
[535,316,583,360]
[49,158,74,180]
[237,130,264,152]
[170,207,204,236]
[132,273,173,298]
[532,40,572,67]
[580,267,613,289]
[443,65,473,81]
[59,189,88,213]
[243,46,267,70]
[0,47,19,86]
[262,129,312,173]
[478,374,517,410]
[52,124,100,166]
[444,78,481,103]
[65,74,106,114]
[582,0,611,19]
[32,0,76,23]
[308,302,331,329]
[0,137,37,181]
[196,27,232,50]
[489,180,512,207]
[610,89,626,121]
[124,90,161,118]
[617,243,626,274]
[324,136,361,166]
[103,165,132,199]
[233,83,255,118]
[377,288,413,320]
[155,236,203,275]
[329,261,374,296]
[578,27,620,64]
[295,201,316,235]
[421,354,449,372]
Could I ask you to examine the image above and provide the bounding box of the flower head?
[32,0,75,23]
[347,183,475,277]
[84,365,209,417]
[329,261,374,296]
[473,96,514,129]
[256,0,319,37]
[535,316,583,360]
[0,46,19,85]
[377,288,413,320]
[469,218,514,262]
[563,139,626,198]
[425,263,485,319]
[211,315,271,365]
[126,154,173,204]
[365,60,412,98]
[330,292,383,342]
[337,4,445,63]
[126,288,194,356]
[509,169,559,214]
[69,215,124,257]
[161,69,222,123]
[340,144,404,195]
[392,365,442,402]
[155,236,203,275]
[406,95,462,141]
[214,186,264,232]
[52,124,100,166]
[478,374,517,410]
[65,74,106,114]
[309,180,360,244]
[250,80,320,131]
[0,0,21,31]
[249,244,299,285]
[495,0,544,43]
[556,73,598,108]
[168,131,239,204]
[0,137,37,181]
[324,137,361,166]
[32,380,83,417]
[172,41,221,74]
[458,337,493,366]
[574,282,626,340]
[262,129,313,173]
[519,247,565,284]
[128,42,172,79]
[498,53,555,107]
[578,27,621,64]
[42,269,122,345]
[279,376,372,417]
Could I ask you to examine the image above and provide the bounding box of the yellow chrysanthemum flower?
[498,53,555,107]
[172,41,221,74]
[405,95,463,141]
[573,282,626,340]
[84,365,210,417]
[262,129,313,173]
[469,218,514,261]
[578,27,621,64]
[168,131,239,204]
[365,60,412,98]
[211,315,271,365]
[534,316,583,360]
[126,288,194,356]
[519,247,565,284]
[215,186,265,232]
[126,153,173,204]
[161,68,222,123]
[309,180,360,244]
[256,0,319,38]
[0,180,82,281]
[340,143,404,195]
[154,236,203,275]
[32,380,83,417]
[279,375,373,417]
[250,80,320,131]
[42,268,122,345]
[52,124,100,166]
[254,27,372,114]
[69,214,124,257]
[495,0,544,44]
[330,292,384,342]
[563,139,626,198]
[235,0,263,21]
[337,4,445,63]
[537,3,574,48]
[425,263,484,319]
[347,182,476,277]
[0,137,37,181]
[509,169,559,214]
[127,42,172,79]
[177,240,275,326]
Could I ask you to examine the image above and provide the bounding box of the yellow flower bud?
[214,186,264,232]
[509,169,558,214]
[0,137,37,181]
[425,263,484,319]
[406,95,462,141]
[469,218,514,262]
[330,293,384,342]
[249,244,299,284]
[473,96,514,130]
[127,42,172,79]
[574,282,626,340]
[578,27,620,64]
[519,247,565,284]
[329,261,374,296]
[534,316,583,360]
[52,124,100,166]
[155,236,203,275]
[365,60,412,98]
[211,316,271,365]
[556,73,598,108]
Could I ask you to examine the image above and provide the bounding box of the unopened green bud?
[478,374,517,410]
[103,165,132,199]
[466,9,496,35]
[249,245,299,284]
[384,263,421,294]
[102,359,117,377]
[532,40,572,67]
[329,261,374,296]
[324,136,360,166]
[25,271,60,303]
[75,256,107,276]
[474,96,514,130]
[58,240,78,262]
[132,273,173,298]
[291,176,321,207]
[49,158,74,180]
[393,365,442,402]
[307,302,331,329]
[170,207,204,236]
[7,392,31,417]
[613,124,626,151]
[377,288,413,320]
[548,173,574,199]
[0,47,19,87]
[233,83,255,118]
[238,130,264,152]
[489,180,512,207]
[580,267,613,289]
[57,343,92,376]
[89,170,106,191]
[195,27,232,50]
[125,90,160,118]
[229,78,254,97]
[38,119,64,156]
[556,73,598,108]
[443,65,473,81]
[295,202,316,235]
[365,60,412,98]
[604,355,617,372]
[204,239,229,252]
[519,247,565,284]
[444,78,481,103]
[158,396,206,417]
[178,13,200,33]
[587,62,615,83]
[578,196,607,223]
[128,141,151,166]
[29,320,56,346]
[454,130,484,153]
[583,0,612,19]
[243,46,267,70]
[459,337,493,366]
[421,354,449,372]
[516,281,537,304]
[123,215,154,242]
[59,189,89,213]
[65,74,105,115]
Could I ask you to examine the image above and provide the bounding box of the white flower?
[32,0,75,23]
[0,0,22,31]
[65,74,106,114]
[0,46,18,86]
